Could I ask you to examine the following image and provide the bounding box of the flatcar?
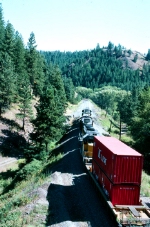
[78,110,150,226]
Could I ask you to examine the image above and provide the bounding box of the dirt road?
[0,156,17,172]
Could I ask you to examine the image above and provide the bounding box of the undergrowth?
[141,171,150,197]
[0,146,62,227]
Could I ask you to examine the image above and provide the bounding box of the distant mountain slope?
[41,45,150,91]
[118,51,148,71]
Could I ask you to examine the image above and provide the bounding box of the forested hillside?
[0,4,76,161]
[41,43,150,91]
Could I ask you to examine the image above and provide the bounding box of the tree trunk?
[109,120,112,133]
[23,117,25,131]
[119,114,122,140]
[109,109,115,133]
[46,142,48,153]
[105,107,108,117]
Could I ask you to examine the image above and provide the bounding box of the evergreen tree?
[26,32,45,96]
[0,53,16,116]
[33,52,45,96]
[13,32,27,101]
[14,31,25,74]
[31,65,66,153]
[63,76,75,103]
[0,4,5,52]
[127,49,132,56]
[130,87,150,171]
[46,64,67,115]
[26,32,38,92]
[31,85,61,152]
[133,53,138,63]
[117,93,133,139]
[146,49,150,61]
[2,22,15,60]
[116,44,122,58]
[16,72,33,131]
[107,41,114,56]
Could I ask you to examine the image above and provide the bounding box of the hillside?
[118,50,148,70]
[41,45,150,91]
[0,101,36,172]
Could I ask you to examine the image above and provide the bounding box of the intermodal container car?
[92,160,140,205]
[93,136,143,184]
[92,158,100,180]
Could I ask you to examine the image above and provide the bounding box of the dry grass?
[0,161,18,173]
[65,101,80,115]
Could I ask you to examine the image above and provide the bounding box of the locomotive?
[78,109,150,227]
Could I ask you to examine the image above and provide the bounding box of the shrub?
[17,159,42,180]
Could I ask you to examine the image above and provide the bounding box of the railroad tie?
[129,206,140,217]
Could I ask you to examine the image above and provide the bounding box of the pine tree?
[63,76,75,103]
[116,44,122,58]
[130,87,150,171]
[127,49,132,56]
[0,53,16,116]
[117,94,133,139]
[46,64,67,115]
[107,41,114,56]
[31,85,60,152]
[33,52,45,96]
[26,32,38,91]
[14,31,25,74]
[0,4,5,52]
[26,32,45,96]
[146,49,150,61]
[2,22,15,60]
[133,53,138,63]
[16,72,33,131]
[13,32,27,101]
[31,65,66,153]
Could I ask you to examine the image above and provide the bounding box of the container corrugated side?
[93,136,143,184]
[92,159,100,181]
[98,166,140,205]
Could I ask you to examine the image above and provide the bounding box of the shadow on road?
[0,129,27,158]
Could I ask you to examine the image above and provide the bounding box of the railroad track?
[46,121,118,227]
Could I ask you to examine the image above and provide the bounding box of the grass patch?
[141,171,150,197]
[97,108,133,144]
[0,144,63,227]
[65,102,79,114]
[99,113,110,130]
[27,204,47,226]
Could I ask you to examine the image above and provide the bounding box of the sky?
[0,0,150,54]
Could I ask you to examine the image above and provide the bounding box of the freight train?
[78,109,150,227]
